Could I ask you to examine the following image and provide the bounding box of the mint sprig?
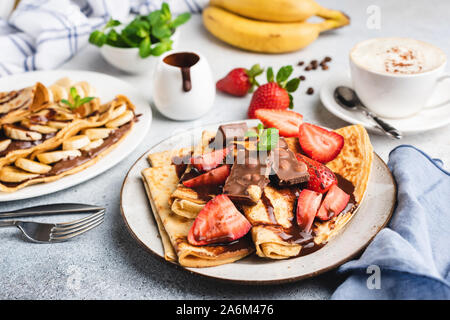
[60,87,95,110]
[245,123,279,151]
[88,2,191,58]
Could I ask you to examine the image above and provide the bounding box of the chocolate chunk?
[269,138,309,186]
[214,122,248,148]
[223,149,270,204]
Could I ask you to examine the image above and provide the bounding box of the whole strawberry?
[216,64,263,97]
[248,65,300,119]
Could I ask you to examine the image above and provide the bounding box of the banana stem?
[316,6,350,32]
[317,15,350,32]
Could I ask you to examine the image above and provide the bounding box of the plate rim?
[0,69,152,202]
[120,121,397,285]
[319,73,450,134]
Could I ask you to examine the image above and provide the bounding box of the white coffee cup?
[349,38,449,119]
[152,50,215,121]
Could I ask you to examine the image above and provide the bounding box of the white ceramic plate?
[320,73,450,135]
[0,70,152,202]
[120,120,396,284]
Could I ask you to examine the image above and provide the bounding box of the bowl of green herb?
[89,2,190,74]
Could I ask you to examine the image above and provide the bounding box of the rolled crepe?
[0,95,135,192]
[168,130,217,219]
[142,164,254,268]
[242,124,374,259]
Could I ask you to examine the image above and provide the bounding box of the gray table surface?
[1,0,449,300]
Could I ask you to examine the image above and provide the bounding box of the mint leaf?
[258,128,279,151]
[89,30,107,47]
[139,37,152,58]
[60,99,73,109]
[147,10,162,26]
[152,24,171,39]
[170,12,190,28]
[151,39,172,56]
[105,18,121,29]
[79,97,94,105]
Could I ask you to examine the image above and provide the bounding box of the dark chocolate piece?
[270,138,309,186]
[214,122,248,148]
[223,149,270,204]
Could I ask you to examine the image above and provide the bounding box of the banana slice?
[15,158,52,174]
[20,120,58,134]
[0,166,40,183]
[49,84,69,102]
[3,124,42,141]
[0,139,11,153]
[62,135,90,150]
[109,104,127,120]
[47,121,69,129]
[76,81,96,97]
[37,150,82,164]
[81,139,104,151]
[53,77,73,88]
[82,128,112,140]
[105,110,134,128]
[50,106,75,121]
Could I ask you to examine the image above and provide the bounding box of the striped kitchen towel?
[0,0,208,77]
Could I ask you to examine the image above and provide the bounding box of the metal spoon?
[334,86,402,139]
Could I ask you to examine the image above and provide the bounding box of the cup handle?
[425,74,450,109]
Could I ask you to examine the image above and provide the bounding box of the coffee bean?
[322,65,329,70]
[311,60,318,67]
[297,61,304,66]
[306,87,314,95]
[324,56,332,62]
[305,66,312,71]
[299,75,306,81]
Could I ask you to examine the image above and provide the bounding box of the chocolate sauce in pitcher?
[163,52,200,92]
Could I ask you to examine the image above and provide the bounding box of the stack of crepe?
[0,78,137,192]
[142,123,373,267]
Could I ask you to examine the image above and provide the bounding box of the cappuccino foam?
[351,38,446,75]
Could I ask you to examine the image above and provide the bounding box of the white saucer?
[320,73,450,135]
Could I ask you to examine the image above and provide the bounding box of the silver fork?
[0,209,105,243]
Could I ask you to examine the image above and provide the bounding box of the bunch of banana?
[203,0,350,53]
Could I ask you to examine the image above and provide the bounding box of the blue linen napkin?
[332,145,450,300]
[0,0,207,77]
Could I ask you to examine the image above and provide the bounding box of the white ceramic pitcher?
[152,51,215,121]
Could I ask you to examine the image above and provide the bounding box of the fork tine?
[51,213,104,236]
[50,217,104,241]
[54,210,105,228]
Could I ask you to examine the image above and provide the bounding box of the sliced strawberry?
[254,109,303,137]
[188,194,252,246]
[316,185,350,221]
[182,165,230,188]
[296,189,322,233]
[296,154,337,193]
[190,147,231,172]
[298,123,344,163]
